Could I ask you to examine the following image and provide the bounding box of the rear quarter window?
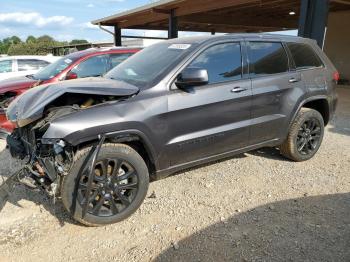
[286,42,324,69]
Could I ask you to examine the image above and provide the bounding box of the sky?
[0,0,297,43]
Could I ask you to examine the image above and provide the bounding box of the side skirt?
[155,138,281,180]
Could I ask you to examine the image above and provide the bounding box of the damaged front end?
[0,107,79,209]
[0,78,139,210]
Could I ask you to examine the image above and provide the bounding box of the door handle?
[289,77,300,83]
[231,86,247,93]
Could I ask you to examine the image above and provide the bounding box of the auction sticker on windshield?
[168,44,191,50]
[64,58,73,64]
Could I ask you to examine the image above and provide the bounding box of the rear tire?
[61,143,149,226]
[280,108,324,162]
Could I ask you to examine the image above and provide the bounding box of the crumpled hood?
[6,77,139,127]
[0,76,37,93]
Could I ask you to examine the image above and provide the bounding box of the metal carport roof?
[92,0,350,33]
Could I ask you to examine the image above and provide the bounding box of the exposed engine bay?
[0,77,139,210]
[4,95,118,198]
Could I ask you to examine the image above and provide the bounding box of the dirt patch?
[0,87,349,262]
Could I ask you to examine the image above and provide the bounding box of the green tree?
[9,36,21,45]
[7,41,56,56]
[37,35,55,43]
[0,36,22,54]
[69,39,89,45]
[1,35,88,55]
[26,35,37,43]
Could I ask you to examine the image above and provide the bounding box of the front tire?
[280,108,324,162]
[61,143,149,226]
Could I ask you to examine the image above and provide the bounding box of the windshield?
[105,42,197,88]
[33,56,78,80]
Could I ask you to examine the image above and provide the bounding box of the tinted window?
[18,59,49,71]
[0,60,12,73]
[248,42,289,76]
[106,42,197,88]
[287,42,323,69]
[71,55,109,78]
[109,53,133,69]
[188,43,242,84]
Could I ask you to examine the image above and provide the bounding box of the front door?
[165,42,252,166]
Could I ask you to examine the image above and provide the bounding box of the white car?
[0,55,60,81]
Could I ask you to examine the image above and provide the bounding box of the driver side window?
[188,42,242,85]
[71,55,109,78]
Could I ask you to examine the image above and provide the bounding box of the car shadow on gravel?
[155,193,350,262]
[248,147,289,162]
[6,187,78,227]
[328,118,350,137]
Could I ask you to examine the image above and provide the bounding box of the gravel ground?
[0,87,349,262]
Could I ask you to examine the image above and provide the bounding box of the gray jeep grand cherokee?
[4,34,338,226]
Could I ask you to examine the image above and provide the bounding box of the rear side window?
[188,42,242,85]
[18,59,50,71]
[109,53,133,69]
[0,60,12,73]
[71,55,109,78]
[287,42,323,69]
[248,42,289,76]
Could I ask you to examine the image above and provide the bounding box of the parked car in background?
[4,34,338,226]
[0,47,140,137]
[0,55,59,81]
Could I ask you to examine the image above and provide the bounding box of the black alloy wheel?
[296,118,322,156]
[280,108,324,162]
[61,143,149,226]
[78,158,138,217]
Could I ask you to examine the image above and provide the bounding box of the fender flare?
[105,129,158,165]
[66,129,159,170]
[288,95,329,130]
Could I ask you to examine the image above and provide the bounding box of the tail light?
[333,71,340,83]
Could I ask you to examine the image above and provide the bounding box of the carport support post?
[298,0,329,48]
[114,26,122,46]
[168,9,178,39]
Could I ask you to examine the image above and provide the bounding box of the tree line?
[0,35,88,56]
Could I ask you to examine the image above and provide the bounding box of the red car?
[0,47,140,137]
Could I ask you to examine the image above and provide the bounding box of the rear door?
[286,42,326,92]
[247,40,304,144]
[166,41,252,166]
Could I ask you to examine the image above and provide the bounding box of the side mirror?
[65,72,78,80]
[175,67,208,88]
